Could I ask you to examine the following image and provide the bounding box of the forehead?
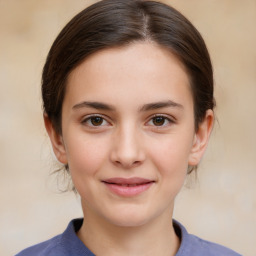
[65,42,192,109]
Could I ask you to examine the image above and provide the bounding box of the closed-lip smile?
[102,177,155,197]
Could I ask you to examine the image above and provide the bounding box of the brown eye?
[90,116,104,126]
[152,116,166,126]
[82,115,109,127]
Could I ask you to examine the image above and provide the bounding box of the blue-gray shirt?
[16,218,242,256]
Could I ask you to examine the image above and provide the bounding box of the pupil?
[153,117,165,126]
[91,117,103,126]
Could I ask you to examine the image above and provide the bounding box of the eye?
[147,115,174,127]
[82,115,110,127]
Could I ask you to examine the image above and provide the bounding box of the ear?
[43,113,68,164]
[188,109,214,166]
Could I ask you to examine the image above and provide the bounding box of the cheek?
[64,133,110,177]
[148,133,193,178]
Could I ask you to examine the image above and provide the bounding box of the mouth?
[102,177,155,197]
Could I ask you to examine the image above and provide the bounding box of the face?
[45,42,213,227]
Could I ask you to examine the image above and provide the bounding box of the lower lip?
[103,182,153,197]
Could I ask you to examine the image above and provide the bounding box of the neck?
[77,205,180,256]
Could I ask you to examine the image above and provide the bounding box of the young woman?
[17,0,241,255]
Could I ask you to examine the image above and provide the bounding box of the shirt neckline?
[60,218,190,255]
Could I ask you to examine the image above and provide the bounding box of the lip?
[102,177,155,197]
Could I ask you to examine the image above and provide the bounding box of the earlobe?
[43,114,68,164]
[188,110,214,166]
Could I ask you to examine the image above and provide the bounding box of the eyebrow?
[72,101,115,111]
[139,100,183,112]
[72,100,183,112]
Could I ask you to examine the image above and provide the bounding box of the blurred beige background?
[0,0,255,255]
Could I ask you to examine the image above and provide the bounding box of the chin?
[102,207,157,228]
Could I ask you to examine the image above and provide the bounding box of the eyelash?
[146,115,175,127]
[81,114,111,128]
[81,114,175,128]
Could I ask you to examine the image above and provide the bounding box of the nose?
[110,124,145,169]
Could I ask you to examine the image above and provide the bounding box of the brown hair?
[42,0,215,176]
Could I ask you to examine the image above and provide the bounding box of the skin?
[45,42,213,256]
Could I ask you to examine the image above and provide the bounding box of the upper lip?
[102,177,154,185]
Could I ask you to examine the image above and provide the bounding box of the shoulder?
[15,235,64,256]
[183,234,242,256]
[15,219,95,256]
[174,220,242,256]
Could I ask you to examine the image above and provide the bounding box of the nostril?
[109,140,146,168]
[113,159,142,169]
